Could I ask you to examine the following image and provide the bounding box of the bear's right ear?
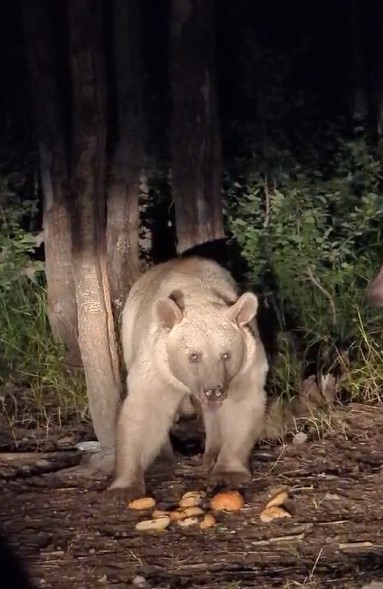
[154,297,183,329]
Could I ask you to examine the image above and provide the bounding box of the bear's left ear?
[227,292,258,327]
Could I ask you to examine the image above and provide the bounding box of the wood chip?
[338,541,374,551]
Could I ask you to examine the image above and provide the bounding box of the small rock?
[361,582,383,589]
[324,492,341,501]
[75,441,101,453]
[133,575,148,588]
[292,432,308,445]
[35,459,50,468]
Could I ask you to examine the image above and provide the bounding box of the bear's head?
[154,290,259,408]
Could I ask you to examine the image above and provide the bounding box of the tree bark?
[169,0,225,254]
[106,0,144,314]
[19,0,81,371]
[348,0,368,134]
[374,4,383,138]
[67,0,121,453]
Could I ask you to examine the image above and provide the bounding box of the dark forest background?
[0,0,383,449]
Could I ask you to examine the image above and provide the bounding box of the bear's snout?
[201,383,226,407]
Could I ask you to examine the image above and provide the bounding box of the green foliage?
[0,170,86,433]
[0,280,87,427]
[0,172,43,290]
[225,135,383,401]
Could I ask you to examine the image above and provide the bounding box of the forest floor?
[1,403,383,589]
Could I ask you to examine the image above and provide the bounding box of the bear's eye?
[221,352,231,361]
[189,352,201,363]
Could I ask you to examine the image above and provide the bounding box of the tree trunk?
[19,0,81,371]
[67,0,121,454]
[169,0,225,254]
[374,4,383,138]
[349,0,368,134]
[106,0,144,314]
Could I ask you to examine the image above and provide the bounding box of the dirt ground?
[1,403,383,589]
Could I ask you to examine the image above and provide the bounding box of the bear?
[108,256,269,501]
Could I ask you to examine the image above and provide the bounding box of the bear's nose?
[202,384,224,402]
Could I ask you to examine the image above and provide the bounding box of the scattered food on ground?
[128,497,156,511]
[265,487,289,509]
[259,505,292,522]
[134,515,170,532]
[210,490,245,512]
[179,490,205,507]
[1,404,383,587]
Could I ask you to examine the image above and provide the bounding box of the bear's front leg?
[108,376,182,503]
[208,391,266,489]
[201,409,221,471]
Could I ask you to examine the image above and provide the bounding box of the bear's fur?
[109,256,269,500]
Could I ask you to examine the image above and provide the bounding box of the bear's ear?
[227,292,258,327]
[154,296,183,329]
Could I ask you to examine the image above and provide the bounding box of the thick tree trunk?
[19,0,81,371]
[67,0,121,454]
[106,0,144,313]
[169,0,225,253]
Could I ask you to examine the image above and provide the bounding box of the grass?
[0,278,88,444]
[0,256,382,450]
[337,308,383,405]
[261,301,383,443]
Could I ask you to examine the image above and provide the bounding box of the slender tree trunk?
[364,2,383,139]
[169,0,225,253]
[349,0,368,134]
[106,0,144,314]
[19,0,81,371]
[67,0,121,454]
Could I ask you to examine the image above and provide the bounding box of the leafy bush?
[0,170,86,432]
[225,135,383,402]
[0,171,43,290]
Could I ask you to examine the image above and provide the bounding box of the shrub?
[225,135,383,402]
[0,169,87,433]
